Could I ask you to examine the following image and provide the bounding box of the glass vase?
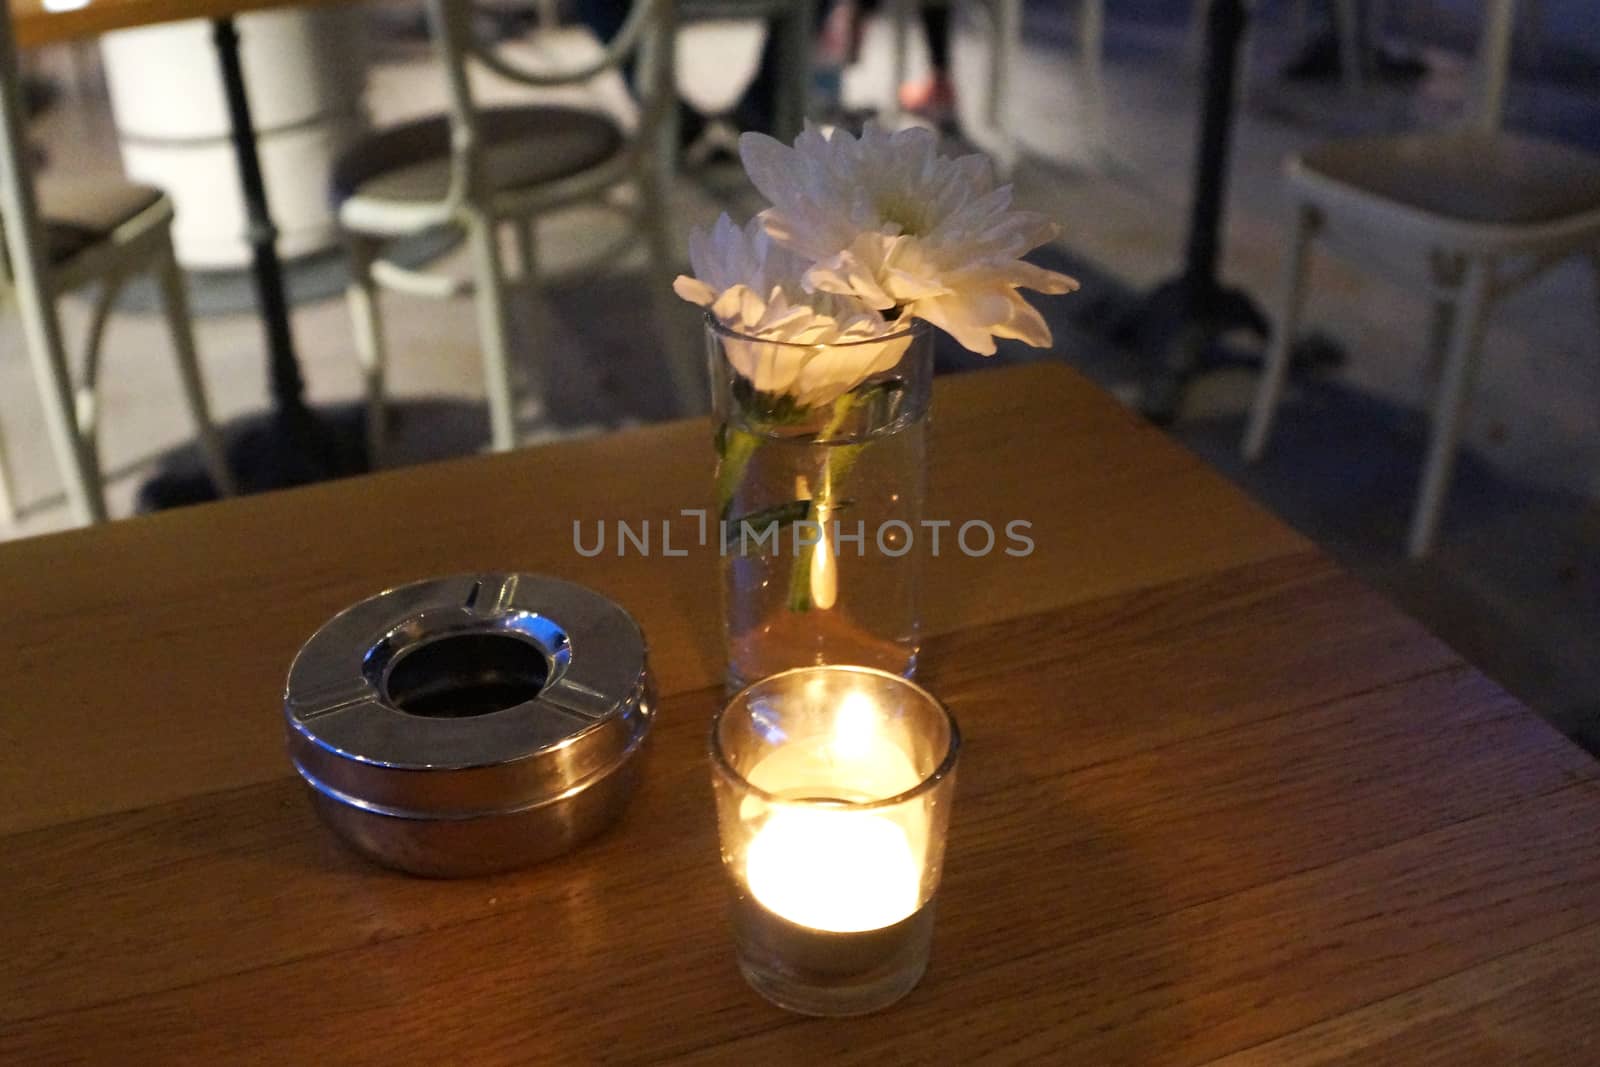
[709,317,933,692]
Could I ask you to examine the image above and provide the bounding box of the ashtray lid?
[285,573,652,818]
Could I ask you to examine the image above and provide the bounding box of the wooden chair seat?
[1298,131,1600,227]
[36,176,164,265]
[1243,1,1600,558]
[332,105,624,210]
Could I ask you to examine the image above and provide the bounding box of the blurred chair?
[1242,0,1600,557]
[0,17,233,526]
[678,0,816,158]
[332,0,696,461]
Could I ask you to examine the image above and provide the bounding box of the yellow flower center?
[877,194,931,237]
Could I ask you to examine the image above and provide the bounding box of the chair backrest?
[421,0,677,205]
[0,6,38,298]
[1466,0,1518,134]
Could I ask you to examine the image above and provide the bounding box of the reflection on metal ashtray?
[284,573,654,877]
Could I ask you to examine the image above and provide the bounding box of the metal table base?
[139,15,367,508]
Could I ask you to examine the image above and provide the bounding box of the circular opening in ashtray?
[385,633,549,718]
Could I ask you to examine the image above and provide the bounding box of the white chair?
[1242,0,1600,557]
[333,0,697,461]
[0,15,233,526]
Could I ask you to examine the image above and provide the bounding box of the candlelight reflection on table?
[710,666,961,1016]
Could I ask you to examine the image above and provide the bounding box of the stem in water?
[786,394,865,612]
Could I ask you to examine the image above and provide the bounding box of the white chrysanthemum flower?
[738,123,1079,356]
[674,214,911,406]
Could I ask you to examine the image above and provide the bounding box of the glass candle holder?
[710,666,961,1016]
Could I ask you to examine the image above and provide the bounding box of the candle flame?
[831,690,880,761]
[746,806,920,932]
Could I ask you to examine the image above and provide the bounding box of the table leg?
[1182,0,1244,290]
[211,15,303,412]
[1119,0,1272,425]
[137,17,367,511]
[772,0,817,144]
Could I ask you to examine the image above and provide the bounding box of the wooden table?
[10,0,334,47]
[3,364,1598,1063]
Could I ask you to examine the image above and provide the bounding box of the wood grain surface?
[2,364,1595,1065]
[10,0,346,48]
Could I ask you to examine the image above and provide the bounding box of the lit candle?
[712,667,960,1015]
[741,690,925,932]
[746,805,919,933]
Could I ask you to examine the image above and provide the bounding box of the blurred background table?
[1127,0,1269,424]
[3,363,1598,1062]
[13,0,368,504]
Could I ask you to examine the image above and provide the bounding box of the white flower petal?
[743,122,1075,355]
[1006,260,1081,295]
[913,294,999,356]
[738,133,796,212]
[678,122,1079,389]
[789,332,913,407]
[991,294,1055,348]
[673,276,716,307]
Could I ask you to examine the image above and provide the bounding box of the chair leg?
[1589,254,1600,337]
[1424,298,1454,381]
[989,0,1019,130]
[1075,0,1106,163]
[1186,0,1210,71]
[1335,0,1364,95]
[511,218,538,285]
[24,336,101,524]
[973,0,1020,175]
[155,235,235,497]
[71,276,122,484]
[2,25,101,524]
[509,213,556,413]
[639,179,703,414]
[468,214,521,452]
[0,151,12,524]
[1243,203,1318,461]
[0,417,17,524]
[344,234,389,467]
[1408,256,1492,559]
[1423,251,1465,382]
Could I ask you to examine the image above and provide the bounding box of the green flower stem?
[722,499,811,551]
[714,424,762,523]
[783,395,866,613]
[719,387,883,614]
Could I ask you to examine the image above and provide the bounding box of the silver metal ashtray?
[285,573,654,877]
